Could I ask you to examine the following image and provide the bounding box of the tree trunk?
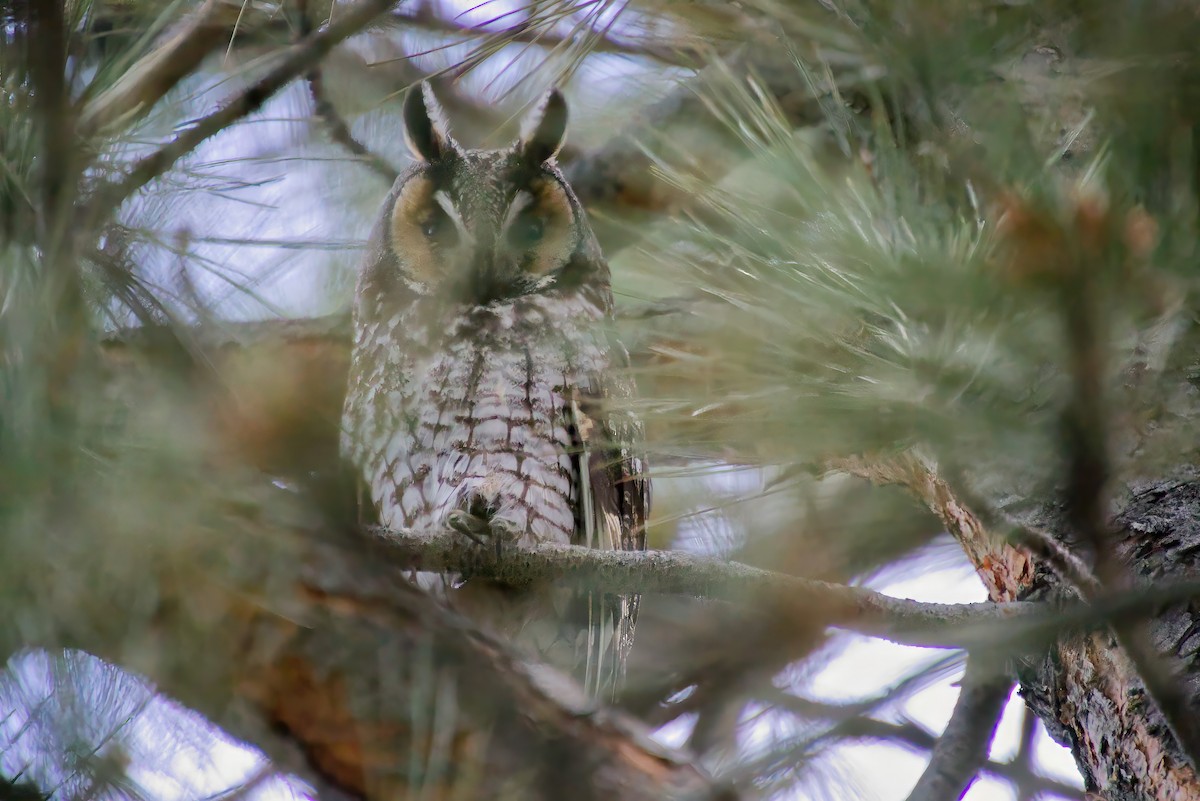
[1018,476,1200,799]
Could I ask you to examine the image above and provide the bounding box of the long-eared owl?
[341,82,649,697]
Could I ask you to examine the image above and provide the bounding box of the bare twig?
[205,765,276,801]
[737,688,1082,801]
[297,0,400,183]
[904,657,1014,801]
[829,714,1084,800]
[1012,704,1044,801]
[375,5,697,68]
[81,0,400,222]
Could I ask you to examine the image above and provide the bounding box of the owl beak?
[461,249,520,305]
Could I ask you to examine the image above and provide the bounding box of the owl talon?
[446,510,489,546]
[489,518,523,542]
[488,518,524,558]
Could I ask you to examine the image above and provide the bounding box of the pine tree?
[4,1,1200,799]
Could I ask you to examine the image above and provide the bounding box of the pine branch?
[904,657,1014,801]
[378,5,697,68]
[370,526,1031,648]
[80,0,400,223]
[78,0,265,136]
[1011,704,1044,801]
[297,0,400,183]
[562,48,866,253]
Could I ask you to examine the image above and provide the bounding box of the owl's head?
[378,81,594,307]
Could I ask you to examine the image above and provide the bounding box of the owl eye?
[506,214,545,250]
[420,208,457,246]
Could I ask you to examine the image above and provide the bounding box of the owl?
[341,82,649,697]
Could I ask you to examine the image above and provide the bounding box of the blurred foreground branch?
[564,49,858,252]
[50,512,722,801]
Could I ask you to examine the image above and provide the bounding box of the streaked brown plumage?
[341,83,648,696]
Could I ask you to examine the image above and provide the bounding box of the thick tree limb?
[843,451,1200,797]
[1056,269,1200,771]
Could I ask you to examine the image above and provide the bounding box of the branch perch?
[369,526,1031,648]
[367,527,1200,653]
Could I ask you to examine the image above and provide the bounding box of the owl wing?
[569,360,649,700]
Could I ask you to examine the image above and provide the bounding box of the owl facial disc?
[389,82,579,306]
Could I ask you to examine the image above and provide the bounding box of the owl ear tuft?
[404,81,456,162]
[519,88,568,164]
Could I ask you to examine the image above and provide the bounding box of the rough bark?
[1016,476,1200,800]
[859,456,1200,800]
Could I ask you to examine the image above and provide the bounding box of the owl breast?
[345,290,608,548]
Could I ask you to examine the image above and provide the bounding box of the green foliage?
[619,2,1200,518]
